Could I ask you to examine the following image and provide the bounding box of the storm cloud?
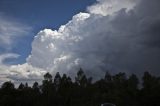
[1,0,160,84]
[26,0,160,78]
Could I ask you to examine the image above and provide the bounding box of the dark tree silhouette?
[18,83,25,90]
[0,70,160,106]
[1,81,14,90]
[44,72,52,82]
[75,68,88,87]
[104,71,112,83]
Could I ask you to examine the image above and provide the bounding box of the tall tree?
[75,68,88,87]
[44,72,52,82]
[32,82,39,92]
[54,72,61,91]
[18,83,25,90]
[104,71,112,83]
[128,74,139,89]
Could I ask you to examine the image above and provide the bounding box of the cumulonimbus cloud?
[87,0,138,16]
[1,0,160,84]
[27,0,160,79]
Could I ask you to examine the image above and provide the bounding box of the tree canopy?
[0,69,160,106]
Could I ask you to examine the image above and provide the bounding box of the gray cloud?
[0,53,19,65]
[0,14,38,85]
[1,0,160,84]
[26,0,160,79]
[0,63,46,86]
[0,14,32,51]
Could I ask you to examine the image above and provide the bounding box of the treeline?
[0,68,160,106]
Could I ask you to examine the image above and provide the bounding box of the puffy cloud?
[0,63,45,86]
[1,0,160,84]
[87,0,138,16]
[27,0,160,79]
[0,13,38,85]
[0,54,46,86]
[8,63,46,86]
[0,54,19,85]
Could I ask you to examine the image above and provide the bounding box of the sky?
[0,0,160,85]
[0,0,96,64]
